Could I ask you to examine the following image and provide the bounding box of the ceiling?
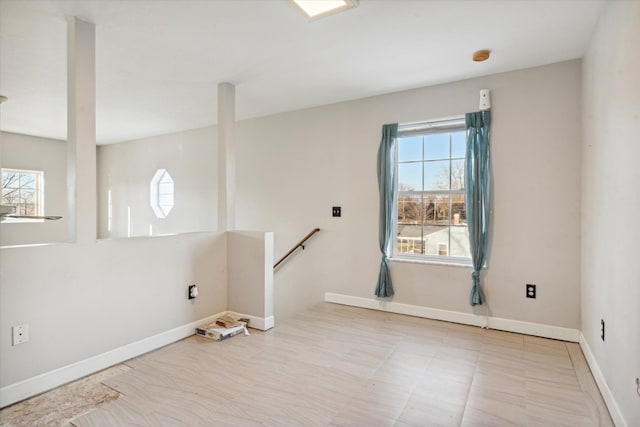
[0,0,607,144]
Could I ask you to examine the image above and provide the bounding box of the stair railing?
[274,228,320,270]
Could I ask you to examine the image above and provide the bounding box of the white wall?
[227,230,274,330]
[1,17,232,409]
[582,1,640,425]
[97,126,217,239]
[0,132,67,246]
[0,232,226,401]
[236,60,583,327]
[0,58,588,410]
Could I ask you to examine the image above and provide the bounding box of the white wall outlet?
[12,324,29,346]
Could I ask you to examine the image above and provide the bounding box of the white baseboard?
[0,312,225,409]
[227,311,274,331]
[579,333,627,427]
[324,293,580,342]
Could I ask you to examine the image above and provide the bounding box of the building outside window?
[393,118,471,264]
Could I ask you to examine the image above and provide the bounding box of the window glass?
[150,169,174,219]
[397,135,422,162]
[398,162,422,191]
[424,133,450,160]
[1,168,44,218]
[451,131,466,158]
[423,160,449,191]
[394,121,470,263]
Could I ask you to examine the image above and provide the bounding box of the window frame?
[1,168,45,223]
[391,117,472,267]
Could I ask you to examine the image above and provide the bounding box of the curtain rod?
[398,115,465,133]
[398,115,464,130]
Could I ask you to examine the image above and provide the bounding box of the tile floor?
[1,303,613,426]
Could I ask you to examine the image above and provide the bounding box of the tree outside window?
[394,123,470,261]
[1,168,44,217]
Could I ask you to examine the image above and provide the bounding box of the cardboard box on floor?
[195,316,249,341]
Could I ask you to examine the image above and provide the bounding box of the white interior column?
[67,17,97,243]
[217,82,236,231]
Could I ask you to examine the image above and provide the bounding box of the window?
[150,169,174,219]
[393,118,471,263]
[1,168,45,220]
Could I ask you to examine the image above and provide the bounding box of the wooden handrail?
[274,228,320,270]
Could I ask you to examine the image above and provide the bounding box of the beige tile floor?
[1,303,613,426]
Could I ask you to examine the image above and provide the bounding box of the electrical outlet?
[600,319,605,341]
[332,206,341,217]
[12,324,29,346]
[526,283,536,299]
[188,284,198,300]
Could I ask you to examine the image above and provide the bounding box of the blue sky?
[397,131,465,191]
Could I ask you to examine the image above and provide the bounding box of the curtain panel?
[375,123,398,298]
[465,111,491,306]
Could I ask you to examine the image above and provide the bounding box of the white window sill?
[390,256,473,268]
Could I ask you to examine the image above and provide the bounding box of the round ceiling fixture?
[473,50,491,62]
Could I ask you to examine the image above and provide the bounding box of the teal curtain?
[465,112,491,306]
[375,123,398,298]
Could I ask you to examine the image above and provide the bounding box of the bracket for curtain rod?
[479,89,491,111]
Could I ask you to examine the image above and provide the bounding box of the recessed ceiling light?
[473,50,491,62]
[291,0,359,21]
